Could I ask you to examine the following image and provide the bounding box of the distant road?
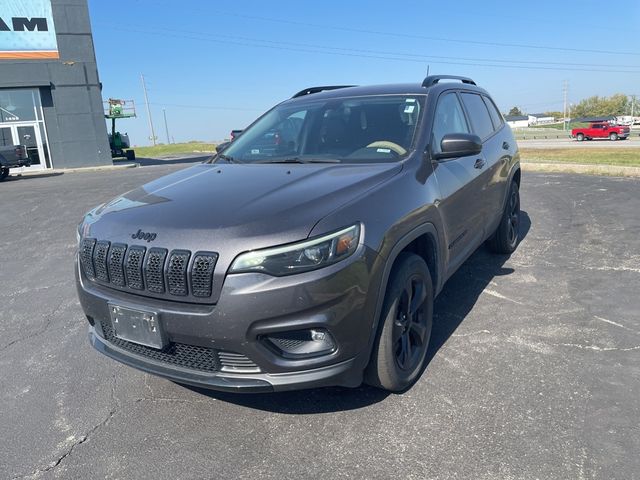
[518,136,640,149]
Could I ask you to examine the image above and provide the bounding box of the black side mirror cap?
[216,141,231,153]
[432,133,482,160]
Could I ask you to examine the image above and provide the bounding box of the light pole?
[163,108,171,144]
[141,74,157,146]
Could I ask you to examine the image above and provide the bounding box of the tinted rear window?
[460,93,494,140]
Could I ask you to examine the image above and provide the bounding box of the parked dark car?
[76,75,521,393]
[0,142,30,181]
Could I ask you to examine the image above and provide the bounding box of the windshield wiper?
[256,157,340,164]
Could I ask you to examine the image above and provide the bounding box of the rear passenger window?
[460,93,494,140]
[482,96,504,131]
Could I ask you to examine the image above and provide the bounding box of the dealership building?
[0,0,111,171]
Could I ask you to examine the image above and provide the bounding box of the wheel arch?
[361,222,443,375]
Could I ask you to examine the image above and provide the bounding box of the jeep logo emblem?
[131,229,157,242]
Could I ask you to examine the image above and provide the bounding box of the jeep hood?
[85,162,401,255]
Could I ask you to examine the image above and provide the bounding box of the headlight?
[229,224,361,276]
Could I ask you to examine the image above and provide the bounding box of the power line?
[130,2,640,57]
[99,25,640,74]
[149,102,263,112]
[102,24,640,70]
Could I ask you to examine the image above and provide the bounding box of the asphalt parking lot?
[1,165,639,479]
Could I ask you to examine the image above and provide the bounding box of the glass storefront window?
[0,88,50,169]
[0,88,42,123]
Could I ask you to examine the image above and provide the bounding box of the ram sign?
[0,0,58,59]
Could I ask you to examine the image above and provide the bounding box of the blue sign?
[0,0,58,59]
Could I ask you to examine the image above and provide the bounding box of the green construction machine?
[105,98,136,161]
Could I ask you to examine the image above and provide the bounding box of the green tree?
[572,94,629,118]
[544,111,563,120]
[508,106,523,116]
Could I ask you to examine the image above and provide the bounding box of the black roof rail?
[292,85,356,98]
[422,75,476,88]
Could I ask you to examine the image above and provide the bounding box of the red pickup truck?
[571,122,630,141]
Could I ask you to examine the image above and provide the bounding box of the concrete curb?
[521,162,640,177]
[16,163,139,176]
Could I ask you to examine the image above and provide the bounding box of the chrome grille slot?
[125,246,146,290]
[93,241,110,282]
[190,252,218,297]
[167,250,190,296]
[107,243,127,286]
[80,238,96,279]
[144,248,168,293]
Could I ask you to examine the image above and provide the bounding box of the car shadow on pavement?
[185,211,531,413]
[427,210,531,365]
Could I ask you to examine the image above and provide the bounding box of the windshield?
[222,95,424,164]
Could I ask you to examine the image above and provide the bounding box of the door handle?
[474,158,485,169]
[502,141,510,150]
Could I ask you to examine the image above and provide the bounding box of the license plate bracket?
[108,304,167,350]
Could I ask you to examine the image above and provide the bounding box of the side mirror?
[432,133,482,160]
[216,141,231,153]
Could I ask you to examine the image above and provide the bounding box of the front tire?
[487,180,521,254]
[365,253,433,392]
[0,168,9,181]
[609,132,618,141]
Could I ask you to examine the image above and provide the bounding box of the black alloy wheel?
[487,180,521,254]
[366,253,433,392]
[393,274,429,371]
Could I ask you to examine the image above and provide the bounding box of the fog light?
[310,329,325,341]
[265,328,336,359]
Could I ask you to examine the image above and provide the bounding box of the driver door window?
[431,93,470,155]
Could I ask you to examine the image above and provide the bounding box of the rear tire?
[609,132,618,141]
[576,133,584,142]
[365,253,433,392]
[0,168,9,181]
[487,181,521,254]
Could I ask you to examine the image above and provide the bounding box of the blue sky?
[89,0,640,145]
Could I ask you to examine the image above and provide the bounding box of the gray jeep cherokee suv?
[76,75,521,393]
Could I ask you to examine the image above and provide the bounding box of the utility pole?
[562,80,568,131]
[141,74,156,146]
[162,108,171,144]
[632,95,636,118]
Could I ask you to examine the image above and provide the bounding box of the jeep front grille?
[80,238,217,301]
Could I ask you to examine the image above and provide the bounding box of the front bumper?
[89,326,362,392]
[78,244,383,392]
